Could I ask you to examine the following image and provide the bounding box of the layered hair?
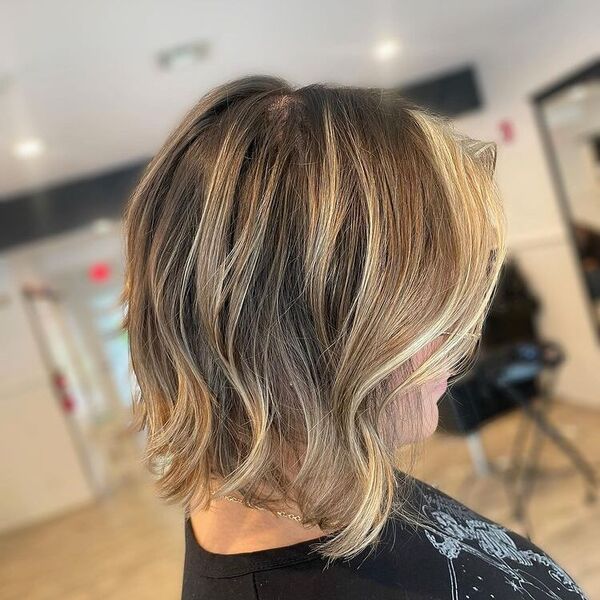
[122,75,506,561]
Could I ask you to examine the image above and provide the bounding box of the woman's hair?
[122,75,506,561]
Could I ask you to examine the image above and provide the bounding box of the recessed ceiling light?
[13,138,45,159]
[157,40,211,71]
[373,39,402,62]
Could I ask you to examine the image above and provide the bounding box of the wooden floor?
[1,401,599,600]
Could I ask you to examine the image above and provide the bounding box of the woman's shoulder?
[374,475,589,599]
[182,475,589,599]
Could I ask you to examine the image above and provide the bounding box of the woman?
[122,76,587,599]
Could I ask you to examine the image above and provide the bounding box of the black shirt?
[182,477,588,599]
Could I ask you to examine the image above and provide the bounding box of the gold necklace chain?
[222,494,303,523]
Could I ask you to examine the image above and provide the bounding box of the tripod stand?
[496,379,598,534]
[484,342,598,538]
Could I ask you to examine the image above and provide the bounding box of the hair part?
[122,75,506,562]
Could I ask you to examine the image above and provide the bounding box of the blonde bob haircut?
[122,75,506,561]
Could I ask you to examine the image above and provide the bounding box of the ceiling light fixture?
[373,39,402,62]
[13,138,45,159]
[157,40,211,71]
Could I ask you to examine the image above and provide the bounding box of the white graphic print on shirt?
[417,489,587,600]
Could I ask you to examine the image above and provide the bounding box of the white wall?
[456,0,600,406]
[0,258,93,533]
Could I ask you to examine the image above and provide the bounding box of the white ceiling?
[0,0,553,198]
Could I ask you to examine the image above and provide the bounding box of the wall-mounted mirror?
[535,60,600,338]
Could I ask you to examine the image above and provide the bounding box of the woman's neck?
[189,497,326,554]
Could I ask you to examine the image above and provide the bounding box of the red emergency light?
[88,261,111,283]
